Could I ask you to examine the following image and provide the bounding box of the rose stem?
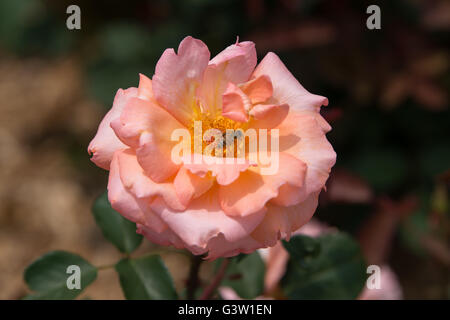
[198,258,230,300]
[186,254,203,300]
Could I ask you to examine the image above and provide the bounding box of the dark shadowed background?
[0,0,448,299]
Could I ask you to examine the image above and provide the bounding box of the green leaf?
[283,235,321,261]
[24,251,97,300]
[92,191,142,253]
[115,255,178,300]
[220,252,265,299]
[281,233,367,300]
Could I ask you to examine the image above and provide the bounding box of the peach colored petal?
[174,166,213,207]
[270,184,304,206]
[149,186,266,255]
[248,103,277,119]
[136,131,181,183]
[198,64,229,116]
[241,75,273,104]
[182,155,252,186]
[277,113,336,202]
[252,52,332,134]
[88,88,137,170]
[108,151,168,232]
[152,36,210,126]
[219,153,306,216]
[137,73,153,100]
[209,41,257,85]
[198,41,257,116]
[205,233,263,260]
[249,104,289,129]
[111,97,184,182]
[116,149,185,211]
[107,150,144,223]
[252,52,328,113]
[221,82,251,122]
[251,191,320,247]
[137,223,186,250]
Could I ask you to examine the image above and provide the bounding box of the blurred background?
[0,0,448,299]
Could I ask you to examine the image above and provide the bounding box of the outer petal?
[251,191,320,247]
[108,150,144,223]
[150,186,267,255]
[111,97,184,182]
[209,41,257,84]
[277,113,336,202]
[252,52,328,113]
[137,223,186,250]
[137,73,153,100]
[88,88,137,170]
[116,149,185,211]
[108,151,167,232]
[219,153,306,216]
[174,166,213,207]
[252,52,331,133]
[152,36,210,126]
[270,184,305,206]
[205,234,264,260]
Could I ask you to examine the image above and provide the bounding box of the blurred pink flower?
[88,36,335,259]
[358,265,403,300]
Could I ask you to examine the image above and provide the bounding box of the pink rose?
[88,36,336,259]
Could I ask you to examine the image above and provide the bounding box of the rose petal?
[277,113,336,202]
[174,166,213,207]
[251,191,320,247]
[205,234,263,260]
[182,155,252,186]
[252,52,331,132]
[108,151,167,232]
[252,52,328,112]
[150,187,267,253]
[137,73,153,100]
[199,41,257,116]
[152,36,210,126]
[219,153,306,216]
[249,103,289,129]
[111,97,184,182]
[88,88,137,170]
[221,82,251,122]
[209,41,257,84]
[137,223,186,249]
[240,75,273,104]
[116,149,185,211]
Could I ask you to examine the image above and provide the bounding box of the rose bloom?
[88,36,336,259]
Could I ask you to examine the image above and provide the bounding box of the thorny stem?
[199,258,230,300]
[187,255,204,300]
